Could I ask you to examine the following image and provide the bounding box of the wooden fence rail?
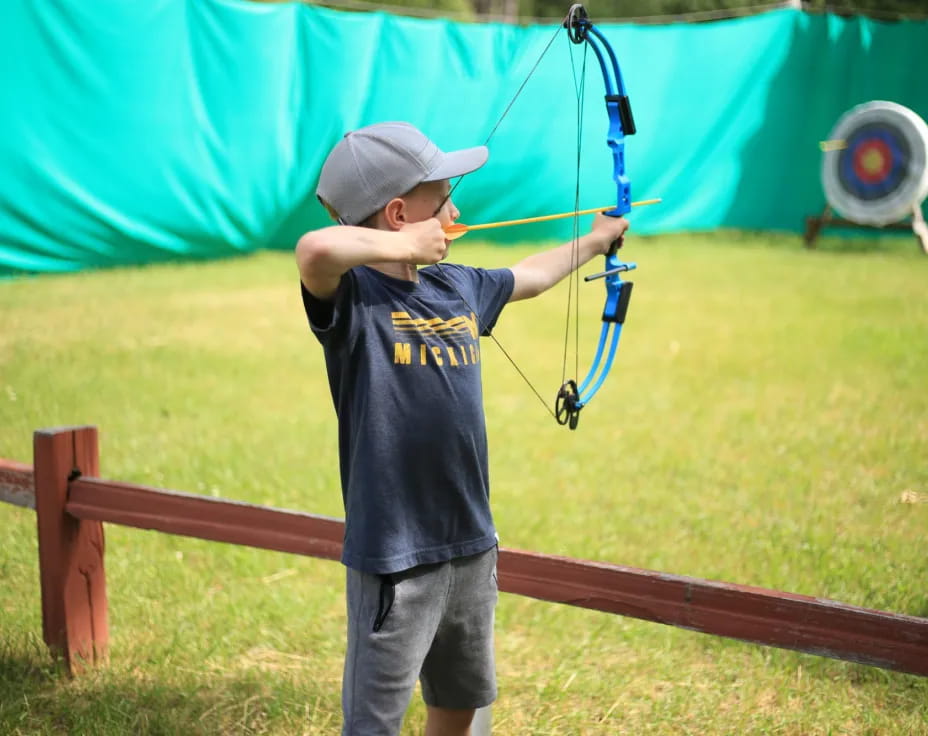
[2,425,927,677]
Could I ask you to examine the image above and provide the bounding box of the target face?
[822,101,928,226]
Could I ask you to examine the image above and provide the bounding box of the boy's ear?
[382,198,407,230]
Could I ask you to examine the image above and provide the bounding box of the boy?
[295,122,628,735]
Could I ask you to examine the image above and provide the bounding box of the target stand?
[804,100,928,254]
[804,203,928,254]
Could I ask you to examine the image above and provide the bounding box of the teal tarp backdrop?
[1,1,927,274]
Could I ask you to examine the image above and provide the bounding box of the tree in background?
[520,0,928,20]
[304,0,928,21]
[801,0,928,18]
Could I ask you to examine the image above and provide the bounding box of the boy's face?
[402,180,459,227]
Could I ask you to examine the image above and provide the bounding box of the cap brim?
[423,145,489,182]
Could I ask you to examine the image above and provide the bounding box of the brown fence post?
[34,426,108,675]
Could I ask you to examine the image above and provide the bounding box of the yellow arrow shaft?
[450,198,661,234]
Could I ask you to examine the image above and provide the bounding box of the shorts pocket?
[372,574,395,632]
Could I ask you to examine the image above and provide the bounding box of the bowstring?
[562,38,588,393]
[433,10,582,422]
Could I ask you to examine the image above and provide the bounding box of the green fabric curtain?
[1,1,926,274]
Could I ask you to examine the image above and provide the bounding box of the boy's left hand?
[590,214,630,254]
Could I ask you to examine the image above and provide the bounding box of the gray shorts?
[341,545,498,736]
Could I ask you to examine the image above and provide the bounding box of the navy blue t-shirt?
[302,263,514,574]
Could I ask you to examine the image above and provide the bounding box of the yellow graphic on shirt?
[392,311,481,368]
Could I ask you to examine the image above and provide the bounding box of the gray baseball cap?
[316,122,488,225]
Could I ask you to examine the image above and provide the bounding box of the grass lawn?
[1,232,926,734]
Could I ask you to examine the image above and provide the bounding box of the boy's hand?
[402,218,449,265]
[591,213,630,254]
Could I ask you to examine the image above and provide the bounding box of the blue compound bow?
[554,3,638,430]
[435,3,639,430]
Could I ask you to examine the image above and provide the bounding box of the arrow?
[444,198,662,240]
[820,139,848,152]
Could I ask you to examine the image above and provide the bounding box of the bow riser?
[605,130,632,218]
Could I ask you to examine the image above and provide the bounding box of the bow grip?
[601,208,626,256]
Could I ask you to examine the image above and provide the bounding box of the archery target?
[822,101,928,226]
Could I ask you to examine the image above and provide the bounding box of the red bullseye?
[852,139,892,183]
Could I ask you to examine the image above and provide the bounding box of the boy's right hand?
[402,219,449,265]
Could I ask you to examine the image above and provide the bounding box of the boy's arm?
[508,215,629,302]
[295,219,449,300]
